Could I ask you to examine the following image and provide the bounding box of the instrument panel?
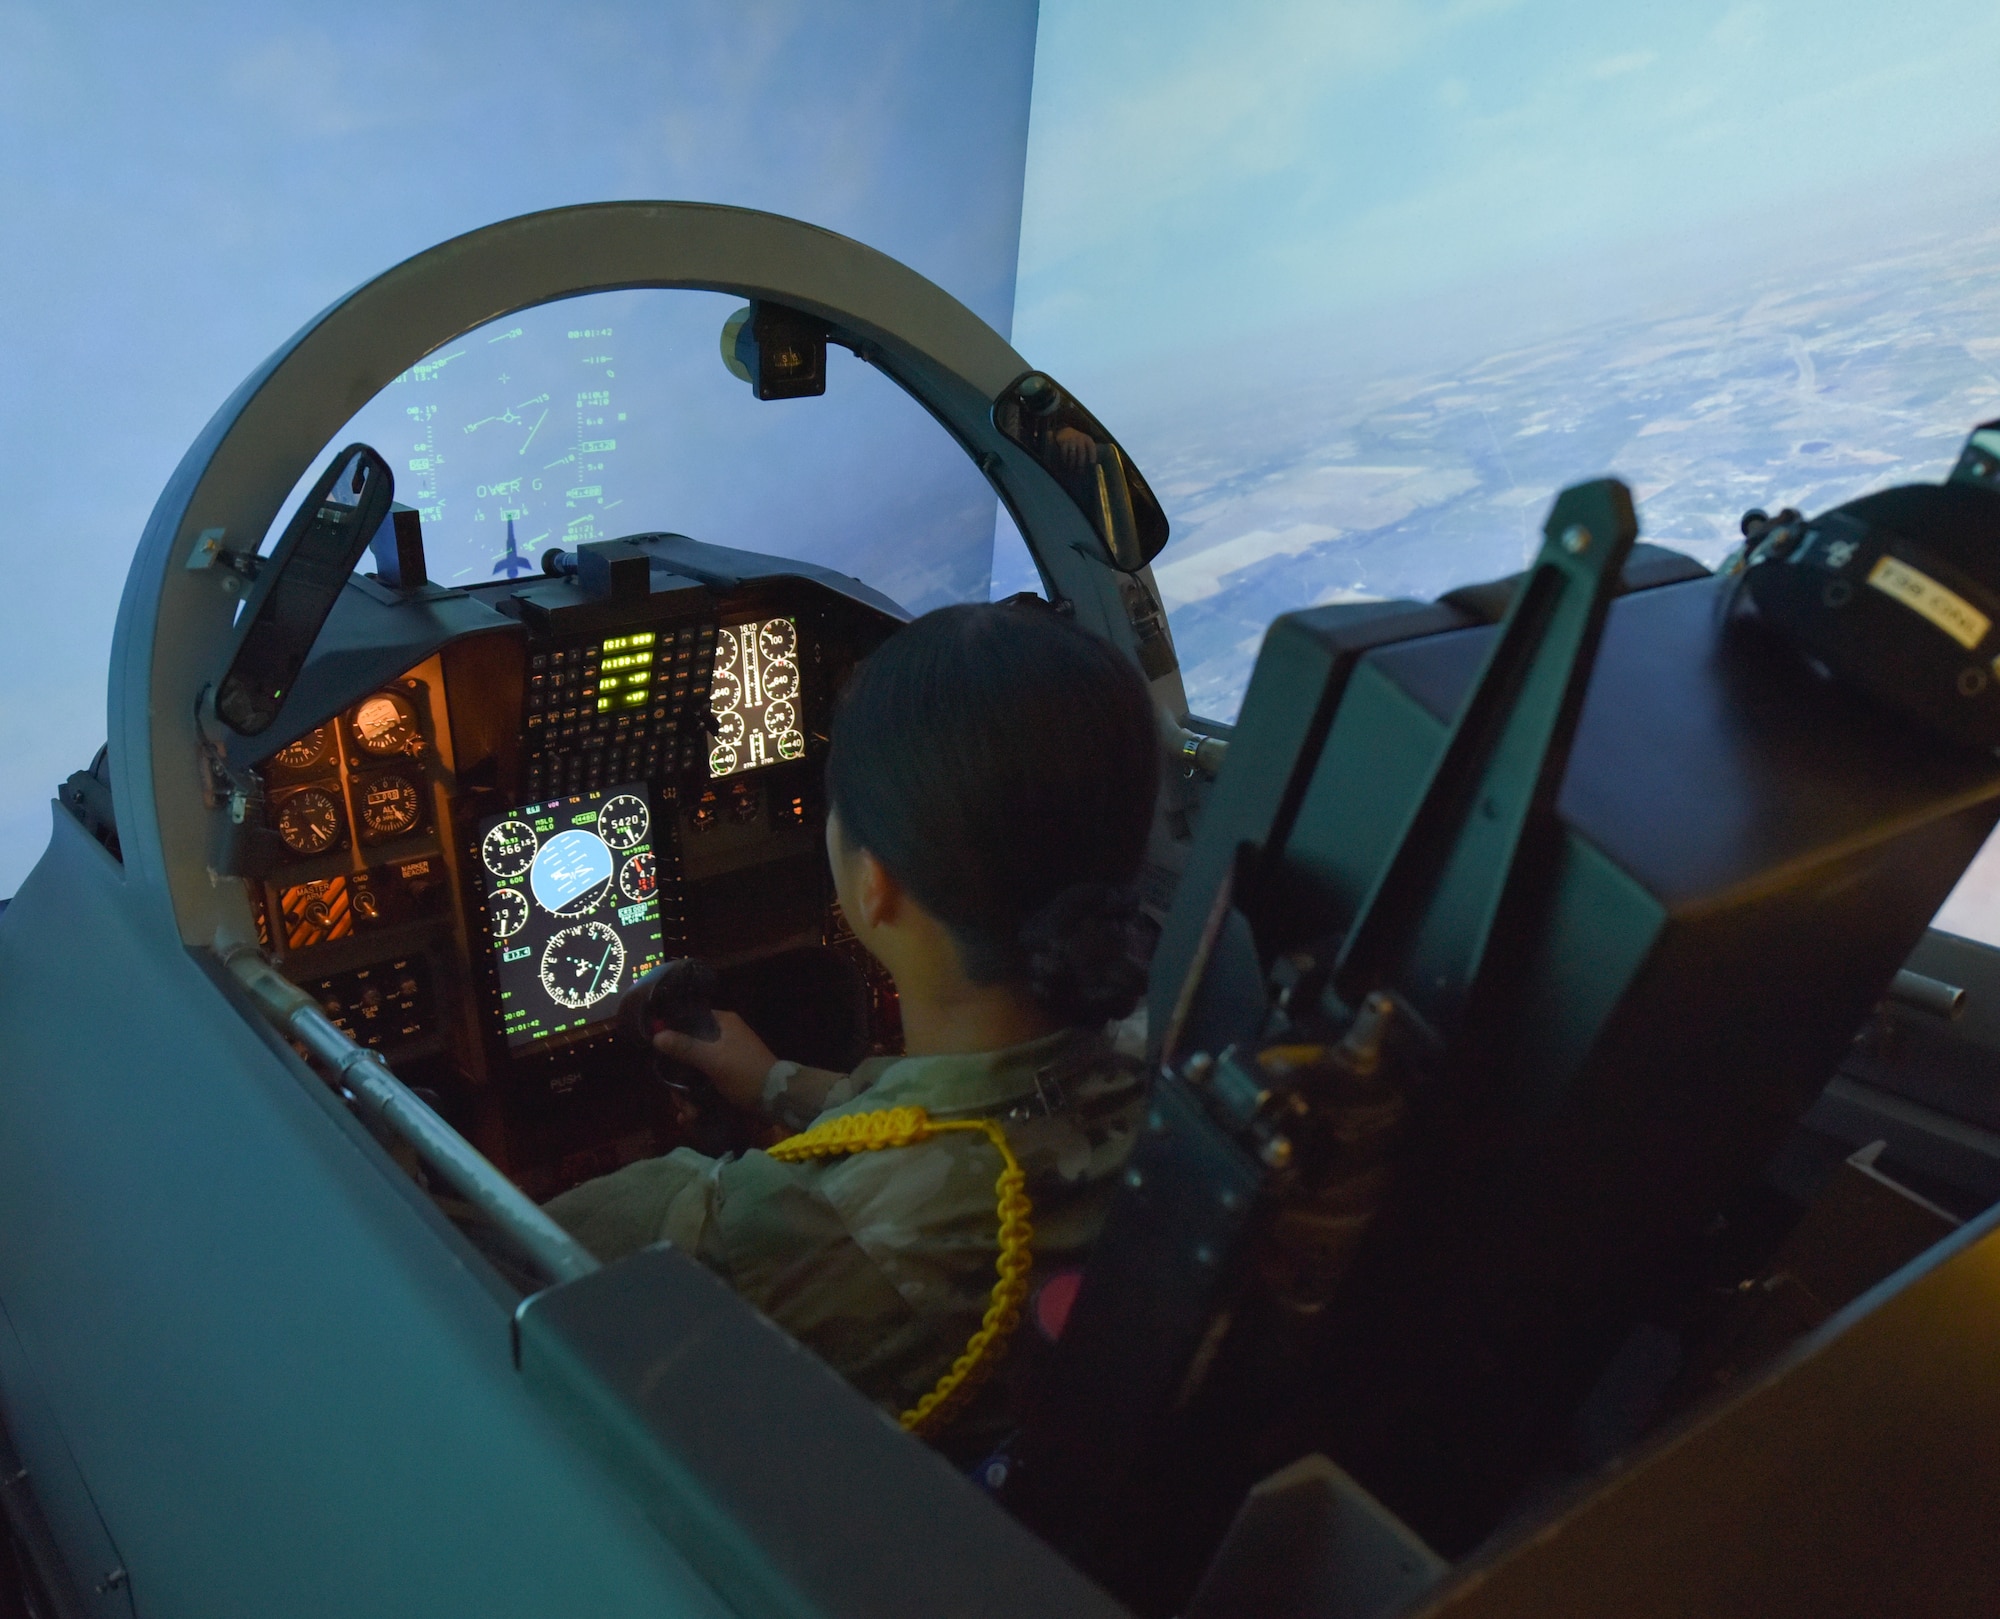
[256,678,449,960]
[241,548,900,1200]
[524,623,715,801]
[474,784,668,1050]
[710,616,805,775]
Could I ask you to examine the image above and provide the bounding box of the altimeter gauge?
[598,793,650,851]
[482,819,538,880]
[357,772,422,842]
[539,921,625,1010]
[274,787,343,855]
[487,887,530,939]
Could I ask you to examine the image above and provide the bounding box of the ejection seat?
[997,477,2000,1616]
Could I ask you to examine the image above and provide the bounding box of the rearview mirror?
[720,301,827,400]
[993,371,1169,572]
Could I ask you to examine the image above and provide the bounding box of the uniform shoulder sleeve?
[760,1061,850,1132]
[698,1149,919,1396]
[542,1147,715,1264]
[762,1057,901,1131]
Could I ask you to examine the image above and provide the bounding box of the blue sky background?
[996,3,2000,598]
[0,0,1038,895]
[1016,0,2000,381]
[1008,0,2000,937]
[7,0,2000,916]
[1007,0,2000,633]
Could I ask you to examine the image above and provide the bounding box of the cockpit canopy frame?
[109,202,1187,948]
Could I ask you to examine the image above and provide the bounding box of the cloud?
[1020,0,1449,275]
[1586,49,1656,79]
[1709,3,1769,52]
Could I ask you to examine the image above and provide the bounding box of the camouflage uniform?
[545,1026,1145,1460]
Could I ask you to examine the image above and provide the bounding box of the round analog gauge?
[708,743,738,776]
[618,851,657,902]
[710,665,742,713]
[758,618,797,661]
[481,819,538,880]
[357,772,422,842]
[272,726,330,771]
[762,698,796,736]
[598,794,650,851]
[274,787,342,855]
[488,887,530,939]
[713,709,746,748]
[539,921,626,1011]
[352,690,421,756]
[761,658,799,701]
[775,729,806,761]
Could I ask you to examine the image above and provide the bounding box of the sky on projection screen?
[8,0,2000,935]
[1010,0,2000,942]
[0,0,1037,897]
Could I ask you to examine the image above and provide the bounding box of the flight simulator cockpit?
[9,202,2000,1619]
[217,505,906,1201]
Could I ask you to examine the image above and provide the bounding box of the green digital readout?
[600,632,655,652]
[596,664,654,711]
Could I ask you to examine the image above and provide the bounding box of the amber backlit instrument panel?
[236,558,903,1203]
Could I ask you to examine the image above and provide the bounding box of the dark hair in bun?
[826,601,1159,1026]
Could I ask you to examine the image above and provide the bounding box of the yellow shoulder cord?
[766,1105,1033,1436]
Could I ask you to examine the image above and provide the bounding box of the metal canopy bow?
[109,202,1176,948]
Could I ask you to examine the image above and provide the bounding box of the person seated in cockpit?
[545,601,1160,1456]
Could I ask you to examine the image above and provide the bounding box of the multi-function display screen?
[474,784,665,1050]
[709,616,804,777]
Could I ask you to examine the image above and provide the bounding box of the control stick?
[620,958,722,1048]
[619,960,740,1152]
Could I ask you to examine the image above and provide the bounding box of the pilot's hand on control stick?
[654,1012,777,1113]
